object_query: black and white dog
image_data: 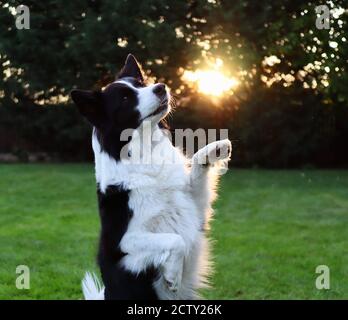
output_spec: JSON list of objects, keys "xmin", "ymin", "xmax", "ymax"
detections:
[{"xmin": 71, "ymin": 54, "xmax": 231, "ymax": 300}]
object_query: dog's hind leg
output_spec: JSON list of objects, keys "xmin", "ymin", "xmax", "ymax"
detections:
[{"xmin": 190, "ymin": 139, "xmax": 231, "ymax": 223}]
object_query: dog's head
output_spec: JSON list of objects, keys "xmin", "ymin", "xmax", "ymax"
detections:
[{"xmin": 71, "ymin": 54, "xmax": 170, "ymax": 134}]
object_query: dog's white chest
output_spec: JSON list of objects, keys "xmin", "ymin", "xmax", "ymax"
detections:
[{"xmin": 127, "ymin": 186, "xmax": 201, "ymax": 246}]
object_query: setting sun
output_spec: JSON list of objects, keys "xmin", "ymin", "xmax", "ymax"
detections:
[{"xmin": 182, "ymin": 59, "xmax": 239, "ymax": 97}]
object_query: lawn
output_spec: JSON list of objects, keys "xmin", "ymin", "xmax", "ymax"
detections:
[{"xmin": 0, "ymin": 164, "xmax": 347, "ymax": 299}]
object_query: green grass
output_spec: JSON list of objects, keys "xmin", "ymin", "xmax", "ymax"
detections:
[{"xmin": 0, "ymin": 164, "xmax": 347, "ymax": 299}]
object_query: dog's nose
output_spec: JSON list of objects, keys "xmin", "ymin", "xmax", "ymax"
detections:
[{"xmin": 153, "ymin": 83, "xmax": 166, "ymax": 97}]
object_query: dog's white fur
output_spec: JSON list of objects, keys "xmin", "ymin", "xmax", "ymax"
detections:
[{"xmin": 82, "ymin": 80, "xmax": 231, "ymax": 299}]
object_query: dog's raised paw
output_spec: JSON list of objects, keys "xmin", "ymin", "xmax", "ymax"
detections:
[
  {"xmin": 211, "ymin": 139, "xmax": 232, "ymax": 162},
  {"xmin": 194, "ymin": 139, "xmax": 232, "ymax": 166}
]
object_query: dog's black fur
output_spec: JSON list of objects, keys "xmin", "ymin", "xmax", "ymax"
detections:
[
  {"xmin": 71, "ymin": 55, "xmax": 159, "ymax": 300},
  {"xmin": 71, "ymin": 55, "xmax": 146, "ymax": 161},
  {"xmin": 97, "ymin": 185, "xmax": 158, "ymax": 300}
]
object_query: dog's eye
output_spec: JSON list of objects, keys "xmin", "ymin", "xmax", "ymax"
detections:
[{"xmin": 123, "ymin": 96, "xmax": 128, "ymax": 102}]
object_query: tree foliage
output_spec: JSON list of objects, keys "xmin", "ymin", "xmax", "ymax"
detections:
[{"xmin": 0, "ymin": 0, "xmax": 347, "ymax": 166}]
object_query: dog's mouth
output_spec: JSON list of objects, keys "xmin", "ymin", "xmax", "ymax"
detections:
[{"xmin": 145, "ymin": 98, "xmax": 169, "ymax": 119}]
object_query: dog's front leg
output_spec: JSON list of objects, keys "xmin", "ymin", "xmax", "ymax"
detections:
[
  {"xmin": 190, "ymin": 139, "xmax": 232, "ymax": 218},
  {"xmin": 191, "ymin": 139, "xmax": 231, "ymax": 179},
  {"xmin": 120, "ymin": 232, "xmax": 186, "ymax": 292}
]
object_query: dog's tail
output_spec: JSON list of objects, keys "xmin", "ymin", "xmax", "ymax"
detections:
[{"xmin": 82, "ymin": 271, "xmax": 105, "ymax": 300}]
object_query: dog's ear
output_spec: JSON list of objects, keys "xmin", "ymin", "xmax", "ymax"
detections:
[
  {"xmin": 118, "ymin": 54, "xmax": 144, "ymax": 82},
  {"xmin": 71, "ymin": 89, "xmax": 104, "ymax": 127}
]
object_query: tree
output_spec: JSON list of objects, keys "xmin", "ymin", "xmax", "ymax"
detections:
[{"xmin": 0, "ymin": 0, "xmax": 347, "ymax": 166}]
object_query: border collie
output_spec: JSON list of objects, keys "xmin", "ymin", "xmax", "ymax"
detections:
[{"xmin": 71, "ymin": 54, "xmax": 231, "ymax": 300}]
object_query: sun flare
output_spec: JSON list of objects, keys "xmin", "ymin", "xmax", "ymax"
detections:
[{"xmin": 182, "ymin": 59, "xmax": 238, "ymax": 97}]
